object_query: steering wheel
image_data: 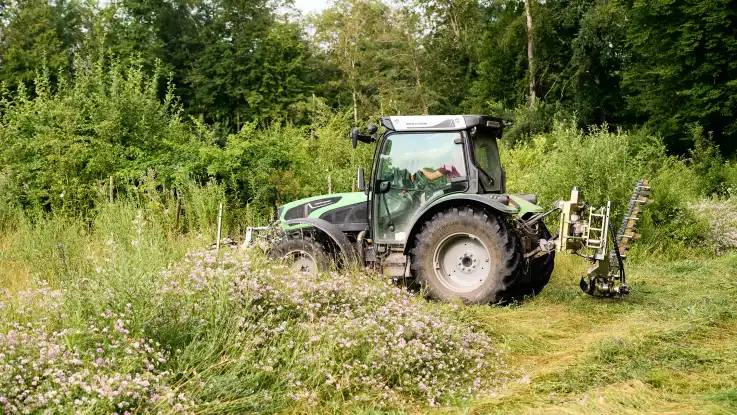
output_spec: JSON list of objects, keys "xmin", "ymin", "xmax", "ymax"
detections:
[{"xmin": 412, "ymin": 169, "xmax": 430, "ymax": 190}]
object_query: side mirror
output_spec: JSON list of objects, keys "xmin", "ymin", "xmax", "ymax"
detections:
[
  {"xmin": 351, "ymin": 127, "xmax": 360, "ymax": 149},
  {"xmin": 357, "ymin": 167, "xmax": 365, "ymax": 191},
  {"xmin": 350, "ymin": 127, "xmax": 376, "ymax": 148},
  {"xmin": 376, "ymin": 180, "xmax": 391, "ymax": 194}
]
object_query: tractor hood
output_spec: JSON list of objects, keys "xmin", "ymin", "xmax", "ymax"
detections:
[{"xmin": 278, "ymin": 192, "xmax": 368, "ymax": 226}]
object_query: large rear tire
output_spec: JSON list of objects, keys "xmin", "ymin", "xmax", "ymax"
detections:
[
  {"xmin": 268, "ymin": 233, "xmax": 328, "ymax": 274},
  {"xmin": 410, "ymin": 207, "xmax": 524, "ymax": 304}
]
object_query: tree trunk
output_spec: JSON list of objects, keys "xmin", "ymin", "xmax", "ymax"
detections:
[
  {"xmin": 352, "ymin": 89, "xmax": 358, "ymax": 124},
  {"xmin": 524, "ymin": 0, "xmax": 537, "ymax": 108},
  {"xmin": 351, "ymin": 59, "xmax": 359, "ymax": 124}
]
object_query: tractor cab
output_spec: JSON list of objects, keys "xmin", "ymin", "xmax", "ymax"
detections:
[{"xmin": 364, "ymin": 115, "xmax": 506, "ymax": 245}]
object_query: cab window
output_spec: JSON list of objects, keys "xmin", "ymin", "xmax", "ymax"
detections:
[{"xmin": 373, "ymin": 132, "xmax": 467, "ymax": 243}]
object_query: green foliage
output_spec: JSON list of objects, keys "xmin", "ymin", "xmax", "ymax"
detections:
[
  {"xmin": 0, "ymin": 56, "xmax": 201, "ymax": 214},
  {"xmin": 636, "ymin": 160, "xmax": 712, "ymax": 256},
  {"xmin": 0, "ymin": 0, "xmax": 82, "ymax": 88},
  {"xmin": 2, "ymin": 0, "xmax": 736, "ymax": 154},
  {"xmin": 501, "ymin": 121, "xmax": 731, "ymax": 256},
  {"xmin": 623, "ymin": 0, "xmax": 737, "ymax": 153},
  {"xmin": 504, "ymin": 122, "xmax": 666, "ymax": 215}
]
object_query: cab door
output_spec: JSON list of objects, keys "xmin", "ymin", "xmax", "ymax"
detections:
[{"xmin": 372, "ymin": 131, "xmax": 469, "ymax": 244}]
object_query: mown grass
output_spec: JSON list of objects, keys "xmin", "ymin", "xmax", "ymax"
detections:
[{"xmin": 456, "ymin": 254, "xmax": 737, "ymax": 414}]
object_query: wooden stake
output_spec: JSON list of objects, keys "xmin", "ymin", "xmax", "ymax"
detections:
[
  {"xmin": 174, "ymin": 194, "xmax": 181, "ymax": 233},
  {"xmin": 216, "ymin": 203, "xmax": 224, "ymax": 253},
  {"xmin": 109, "ymin": 176, "xmax": 114, "ymax": 203},
  {"xmin": 328, "ymin": 174, "xmax": 333, "ymax": 194}
]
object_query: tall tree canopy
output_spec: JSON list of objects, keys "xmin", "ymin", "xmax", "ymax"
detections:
[
  {"xmin": 623, "ymin": 0, "xmax": 737, "ymax": 152},
  {"xmin": 1, "ymin": 0, "xmax": 736, "ymax": 152}
]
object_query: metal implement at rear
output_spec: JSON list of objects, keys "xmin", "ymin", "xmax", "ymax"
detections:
[{"xmin": 550, "ymin": 180, "xmax": 650, "ymax": 297}]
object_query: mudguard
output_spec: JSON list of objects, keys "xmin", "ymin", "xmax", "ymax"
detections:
[
  {"xmin": 402, "ymin": 194, "xmax": 517, "ymax": 254},
  {"xmin": 284, "ymin": 218, "xmax": 358, "ymax": 262}
]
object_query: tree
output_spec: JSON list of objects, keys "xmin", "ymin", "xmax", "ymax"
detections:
[
  {"xmin": 623, "ymin": 0, "xmax": 737, "ymax": 153},
  {"xmin": 0, "ymin": 0, "xmax": 83, "ymax": 88},
  {"xmin": 312, "ymin": 0, "xmax": 389, "ymax": 123},
  {"xmin": 415, "ymin": 0, "xmax": 486, "ymax": 114}
]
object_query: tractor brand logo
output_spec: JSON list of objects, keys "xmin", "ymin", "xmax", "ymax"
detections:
[
  {"xmin": 307, "ymin": 200, "xmax": 335, "ymax": 209},
  {"xmin": 399, "ymin": 118, "xmax": 456, "ymax": 128}
]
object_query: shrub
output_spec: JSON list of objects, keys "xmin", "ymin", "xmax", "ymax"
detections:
[
  {"xmin": 0, "ymin": 58, "xmax": 202, "ymax": 215},
  {"xmin": 634, "ymin": 160, "xmax": 713, "ymax": 257},
  {"xmin": 503, "ymin": 122, "xmax": 666, "ymax": 218},
  {"xmin": 148, "ymin": 248, "xmax": 514, "ymax": 411}
]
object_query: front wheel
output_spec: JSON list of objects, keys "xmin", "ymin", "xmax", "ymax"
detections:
[
  {"xmin": 268, "ymin": 233, "xmax": 328, "ymax": 274},
  {"xmin": 410, "ymin": 207, "xmax": 524, "ymax": 304}
]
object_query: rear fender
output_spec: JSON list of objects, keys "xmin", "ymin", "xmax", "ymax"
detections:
[
  {"xmin": 403, "ymin": 194, "xmax": 517, "ymax": 255},
  {"xmin": 284, "ymin": 218, "xmax": 358, "ymax": 262}
]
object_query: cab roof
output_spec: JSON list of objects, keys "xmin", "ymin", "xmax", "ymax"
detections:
[{"xmin": 380, "ymin": 115, "xmax": 504, "ymax": 133}]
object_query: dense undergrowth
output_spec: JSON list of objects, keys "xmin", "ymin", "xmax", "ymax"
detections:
[{"xmin": 1, "ymin": 244, "xmax": 517, "ymax": 413}]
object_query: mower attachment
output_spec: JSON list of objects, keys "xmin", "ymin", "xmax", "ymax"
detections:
[{"xmin": 555, "ymin": 180, "xmax": 650, "ymax": 297}]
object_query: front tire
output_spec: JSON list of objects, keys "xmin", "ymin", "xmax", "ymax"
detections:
[
  {"xmin": 410, "ymin": 207, "xmax": 524, "ymax": 304},
  {"xmin": 268, "ymin": 233, "xmax": 328, "ymax": 274}
]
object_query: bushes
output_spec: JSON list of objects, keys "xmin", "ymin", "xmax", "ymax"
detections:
[
  {"xmin": 0, "ymin": 59, "xmax": 203, "ymax": 215},
  {"xmin": 0, "ymin": 58, "xmax": 370, "ymax": 227},
  {"xmin": 502, "ymin": 121, "xmax": 737, "ymax": 256},
  {"xmin": 503, "ymin": 122, "xmax": 666, "ymax": 215}
]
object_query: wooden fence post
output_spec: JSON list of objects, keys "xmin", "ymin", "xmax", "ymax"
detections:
[
  {"xmin": 174, "ymin": 193, "xmax": 181, "ymax": 233},
  {"xmin": 216, "ymin": 203, "xmax": 224, "ymax": 253}
]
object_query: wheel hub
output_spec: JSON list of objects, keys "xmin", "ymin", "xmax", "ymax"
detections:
[
  {"xmin": 433, "ymin": 232, "xmax": 491, "ymax": 293},
  {"xmin": 459, "ymin": 252, "xmax": 478, "ymax": 273},
  {"xmin": 283, "ymin": 250, "xmax": 317, "ymax": 274}
]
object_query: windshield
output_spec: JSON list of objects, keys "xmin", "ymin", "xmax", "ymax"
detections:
[
  {"xmin": 472, "ymin": 133, "xmax": 503, "ymax": 192},
  {"xmin": 378, "ymin": 132, "xmax": 467, "ymax": 187},
  {"xmin": 373, "ymin": 132, "xmax": 467, "ymax": 243}
]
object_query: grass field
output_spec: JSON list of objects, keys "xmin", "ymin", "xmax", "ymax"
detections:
[
  {"xmin": 461, "ymin": 254, "xmax": 737, "ymax": 415},
  {"xmin": 1, "ymin": 207, "xmax": 736, "ymax": 414}
]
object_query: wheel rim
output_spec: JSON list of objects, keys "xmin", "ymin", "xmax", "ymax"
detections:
[
  {"xmin": 432, "ymin": 232, "xmax": 491, "ymax": 293},
  {"xmin": 282, "ymin": 250, "xmax": 317, "ymax": 274}
]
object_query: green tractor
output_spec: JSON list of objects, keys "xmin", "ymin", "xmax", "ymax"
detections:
[{"xmin": 246, "ymin": 115, "xmax": 649, "ymax": 304}]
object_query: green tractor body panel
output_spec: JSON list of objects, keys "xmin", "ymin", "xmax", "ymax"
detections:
[
  {"xmin": 275, "ymin": 190, "xmax": 546, "ymax": 240},
  {"xmin": 508, "ymin": 195, "xmax": 545, "ymax": 217},
  {"xmin": 278, "ymin": 192, "xmax": 368, "ymax": 232}
]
